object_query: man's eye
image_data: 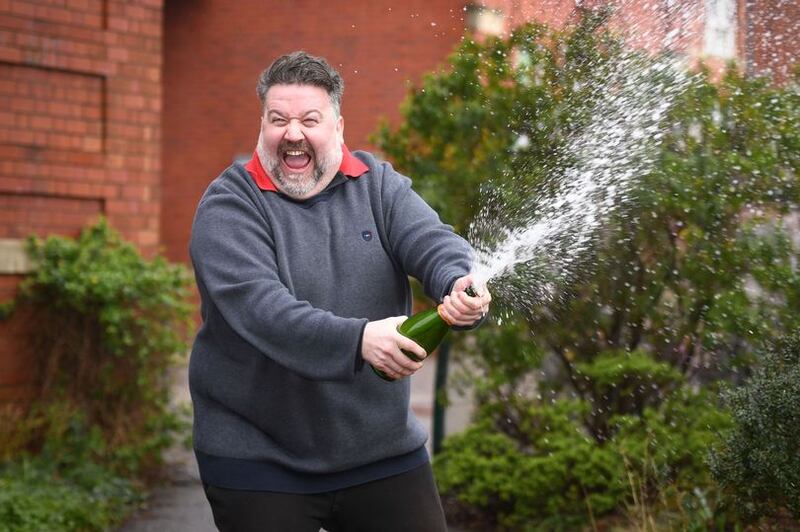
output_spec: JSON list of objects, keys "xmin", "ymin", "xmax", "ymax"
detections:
[
  {"xmin": 303, "ymin": 119, "xmax": 318, "ymax": 126},
  {"xmin": 272, "ymin": 118, "xmax": 287, "ymax": 125}
]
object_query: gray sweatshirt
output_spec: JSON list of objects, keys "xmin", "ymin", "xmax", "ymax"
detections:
[{"xmin": 188, "ymin": 149, "xmax": 474, "ymax": 489}]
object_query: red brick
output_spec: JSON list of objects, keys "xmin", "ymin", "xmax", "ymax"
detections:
[
  {"xmin": 0, "ymin": 275, "xmax": 23, "ymax": 302},
  {"xmin": 0, "ymin": 385, "xmax": 37, "ymax": 402}
]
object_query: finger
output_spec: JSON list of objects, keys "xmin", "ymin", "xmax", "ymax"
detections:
[
  {"xmin": 394, "ymin": 347, "xmax": 424, "ymax": 370},
  {"xmin": 452, "ymin": 275, "xmax": 472, "ymax": 292},
  {"xmin": 446, "ymin": 294, "xmax": 472, "ymax": 314},
  {"xmin": 446, "ymin": 295, "xmax": 481, "ymax": 320},
  {"xmin": 450, "ymin": 305, "xmax": 483, "ymax": 326},
  {"xmin": 383, "ymin": 357, "xmax": 410, "ymax": 377},
  {"xmin": 396, "ymin": 338, "xmax": 427, "ymax": 363},
  {"xmin": 439, "ymin": 305, "xmax": 468, "ymax": 327},
  {"xmin": 396, "ymin": 362, "xmax": 423, "ymax": 378},
  {"xmin": 392, "ymin": 316, "xmax": 409, "ymax": 327},
  {"xmin": 469, "ymin": 281, "xmax": 490, "ymax": 300},
  {"xmin": 453, "ymin": 291, "xmax": 483, "ymax": 311},
  {"xmin": 384, "ymin": 367, "xmax": 405, "ymax": 380}
]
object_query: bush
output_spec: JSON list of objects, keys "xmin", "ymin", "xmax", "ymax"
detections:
[
  {"xmin": 574, "ymin": 350, "xmax": 683, "ymax": 441},
  {"xmin": 0, "ymin": 408, "xmax": 142, "ymax": 532},
  {"xmin": 436, "ymin": 402, "xmax": 625, "ymax": 531},
  {"xmin": 0, "ymin": 218, "xmax": 193, "ymax": 529},
  {"xmin": 1, "ymin": 218, "xmax": 193, "ymax": 472},
  {"xmin": 0, "ymin": 460, "xmax": 140, "ymax": 532},
  {"xmin": 436, "ymin": 370, "xmax": 732, "ymax": 530},
  {"xmin": 709, "ymin": 332, "xmax": 800, "ymax": 522}
]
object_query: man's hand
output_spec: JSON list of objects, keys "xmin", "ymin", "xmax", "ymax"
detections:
[
  {"xmin": 439, "ymin": 275, "xmax": 492, "ymax": 327},
  {"xmin": 361, "ymin": 317, "xmax": 428, "ymax": 380}
]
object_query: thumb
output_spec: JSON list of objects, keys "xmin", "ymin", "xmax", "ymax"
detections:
[
  {"xmin": 453, "ymin": 275, "xmax": 474, "ymax": 292},
  {"xmin": 392, "ymin": 316, "xmax": 408, "ymax": 327}
]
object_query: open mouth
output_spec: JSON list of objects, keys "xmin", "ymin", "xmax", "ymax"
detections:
[{"xmin": 282, "ymin": 149, "xmax": 312, "ymax": 172}]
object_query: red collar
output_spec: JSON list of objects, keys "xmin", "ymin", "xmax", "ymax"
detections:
[{"xmin": 244, "ymin": 144, "xmax": 369, "ymax": 192}]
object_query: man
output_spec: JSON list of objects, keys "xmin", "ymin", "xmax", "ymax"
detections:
[{"xmin": 189, "ymin": 51, "xmax": 491, "ymax": 531}]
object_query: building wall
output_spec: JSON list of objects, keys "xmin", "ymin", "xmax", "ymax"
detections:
[
  {"xmin": 0, "ymin": 0, "xmax": 163, "ymax": 402},
  {"xmin": 746, "ymin": 0, "xmax": 800, "ymax": 84},
  {"xmin": 475, "ymin": 0, "xmax": 714, "ymax": 58},
  {"xmin": 470, "ymin": 0, "xmax": 798, "ymax": 81},
  {"xmin": 161, "ymin": 0, "xmax": 468, "ymax": 263}
]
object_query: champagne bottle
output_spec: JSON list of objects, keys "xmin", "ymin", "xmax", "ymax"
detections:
[{"xmin": 371, "ymin": 286, "xmax": 478, "ymax": 381}]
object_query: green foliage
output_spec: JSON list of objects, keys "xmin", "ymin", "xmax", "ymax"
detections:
[
  {"xmin": 377, "ymin": 11, "xmax": 799, "ymax": 527},
  {"xmin": 0, "ymin": 300, "xmax": 13, "ymax": 320},
  {"xmin": 436, "ymin": 378, "xmax": 732, "ymax": 530},
  {"xmin": 613, "ymin": 386, "xmax": 732, "ymax": 497},
  {"xmin": 436, "ymin": 404, "xmax": 624, "ymax": 531},
  {"xmin": 2, "ymin": 218, "xmax": 194, "ymax": 476},
  {"xmin": 0, "ymin": 219, "xmax": 193, "ymax": 530},
  {"xmin": 0, "ymin": 407, "xmax": 143, "ymax": 532},
  {"xmin": 0, "ymin": 459, "xmax": 140, "ymax": 532},
  {"xmin": 709, "ymin": 332, "xmax": 800, "ymax": 522},
  {"xmin": 574, "ymin": 350, "xmax": 682, "ymax": 440}
]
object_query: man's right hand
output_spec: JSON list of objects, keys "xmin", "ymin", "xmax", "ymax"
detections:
[{"xmin": 361, "ymin": 317, "xmax": 427, "ymax": 380}]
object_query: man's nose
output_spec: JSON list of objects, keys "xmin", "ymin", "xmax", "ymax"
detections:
[{"xmin": 284, "ymin": 120, "xmax": 304, "ymax": 142}]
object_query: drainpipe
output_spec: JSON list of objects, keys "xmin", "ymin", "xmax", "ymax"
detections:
[{"xmin": 432, "ymin": 340, "xmax": 450, "ymax": 455}]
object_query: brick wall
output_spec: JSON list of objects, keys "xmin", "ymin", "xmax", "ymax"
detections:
[
  {"xmin": 477, "ymin": 0, "xmax": 710, "ymax": 58},
  {"xmin": 0, "ymin": 0, "xmax": 163, "ymax": 402},
  {"xmin": 471, "ymin": 0, "xmax": 798, "ymax": 80},
  {"xmin": 161, "ymin": 0, "xmax": 468, "ymax": 263},
  {"xmin": 746, "ymin": 0, "xmax": 800, "ymax": 84}
]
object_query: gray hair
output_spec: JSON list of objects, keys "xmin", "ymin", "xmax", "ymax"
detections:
[{"xmin": 257, "ymin": 51, "xmax": 344, "ymax": 116}]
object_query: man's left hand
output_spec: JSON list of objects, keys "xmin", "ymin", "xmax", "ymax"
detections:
[{"xmin": 439, "ymin": 275, "xmax": 492, "ymax": 327}]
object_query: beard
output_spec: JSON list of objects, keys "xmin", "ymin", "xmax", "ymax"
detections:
[{"xmin": 257, "ymin": 139, "xmax": 338, "ymax": 199}]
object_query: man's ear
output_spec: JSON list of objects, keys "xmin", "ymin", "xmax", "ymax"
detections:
[{"xmin": 336, "ymin": 115, "xmax": 344, "ymax": 144}]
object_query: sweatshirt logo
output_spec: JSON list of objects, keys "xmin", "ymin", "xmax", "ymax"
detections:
[{"xmin": 361, "ymin": 230, "xmax": 373, "ymax": 242}]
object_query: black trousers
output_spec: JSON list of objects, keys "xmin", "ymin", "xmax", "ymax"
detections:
[{"xmin": 202, "ymin": 463, "xmax": 448, "ymax": 532}]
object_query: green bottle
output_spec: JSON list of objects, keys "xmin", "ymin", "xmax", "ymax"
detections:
[{"xmin": 372, "ymin": 286, "xmax": 478, "ymax": 381}]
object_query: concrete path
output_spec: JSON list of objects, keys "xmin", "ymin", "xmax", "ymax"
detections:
[
  {"xmin": 118, "ymin": 355, "xmax": 471, "ymax": 531},
  {"xmin": 118, "ymin": 362, "xmax": 215, "ymax": 532},
  {"xmin": 117, "ymin": 446, "xmax": 216, "ymax": 532}
]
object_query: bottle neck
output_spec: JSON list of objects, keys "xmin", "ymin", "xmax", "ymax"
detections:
[{"xmin": 436, "ymin": 304, "xmax": 453, "ymax": 326}]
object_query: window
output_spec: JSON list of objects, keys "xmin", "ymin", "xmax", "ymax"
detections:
[
  {"xmin": 704, "ymin": 0, "xmax": 737, "ymax": 58},
  {"xmin": 465, "ymin": 4, "xmax": 504, "ymax": 36}
]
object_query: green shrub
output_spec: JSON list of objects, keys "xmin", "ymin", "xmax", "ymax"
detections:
[
  {"xmin": 1, "ymin": 218, "xmax": 193, "ymax": 475},
  {"xmin": 0, "ymin": 218, "xmax": 193, "ymax": 530},
  {"xmin": 613, "ymin": 387, "xmax": 732, "ymax": 499},
  {"xmin": 0, "ymin": 407, "xmax": 143, "ymax": 532},
  {"xmin": 0, "ymin": 456, "xmax": 141, "ymax": 532},
  {"xmin": 709, "ymin": 332, "xmax": 800, "ymax": 522},
  {"xmin": 436, "ymin": 402, "xmax": 624, "ymax": 531},
  {"xmin": 436, "ymin": 382, "xmax": 732, "ymax": 530},
  {"xmin": 574, "ymin": 350, "xmax": 683, "ymax": 441}
]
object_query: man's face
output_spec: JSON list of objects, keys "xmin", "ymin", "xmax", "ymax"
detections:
[{"xmin": 257, "ymin": 84, "xmax": 344, "ymax": 200}]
